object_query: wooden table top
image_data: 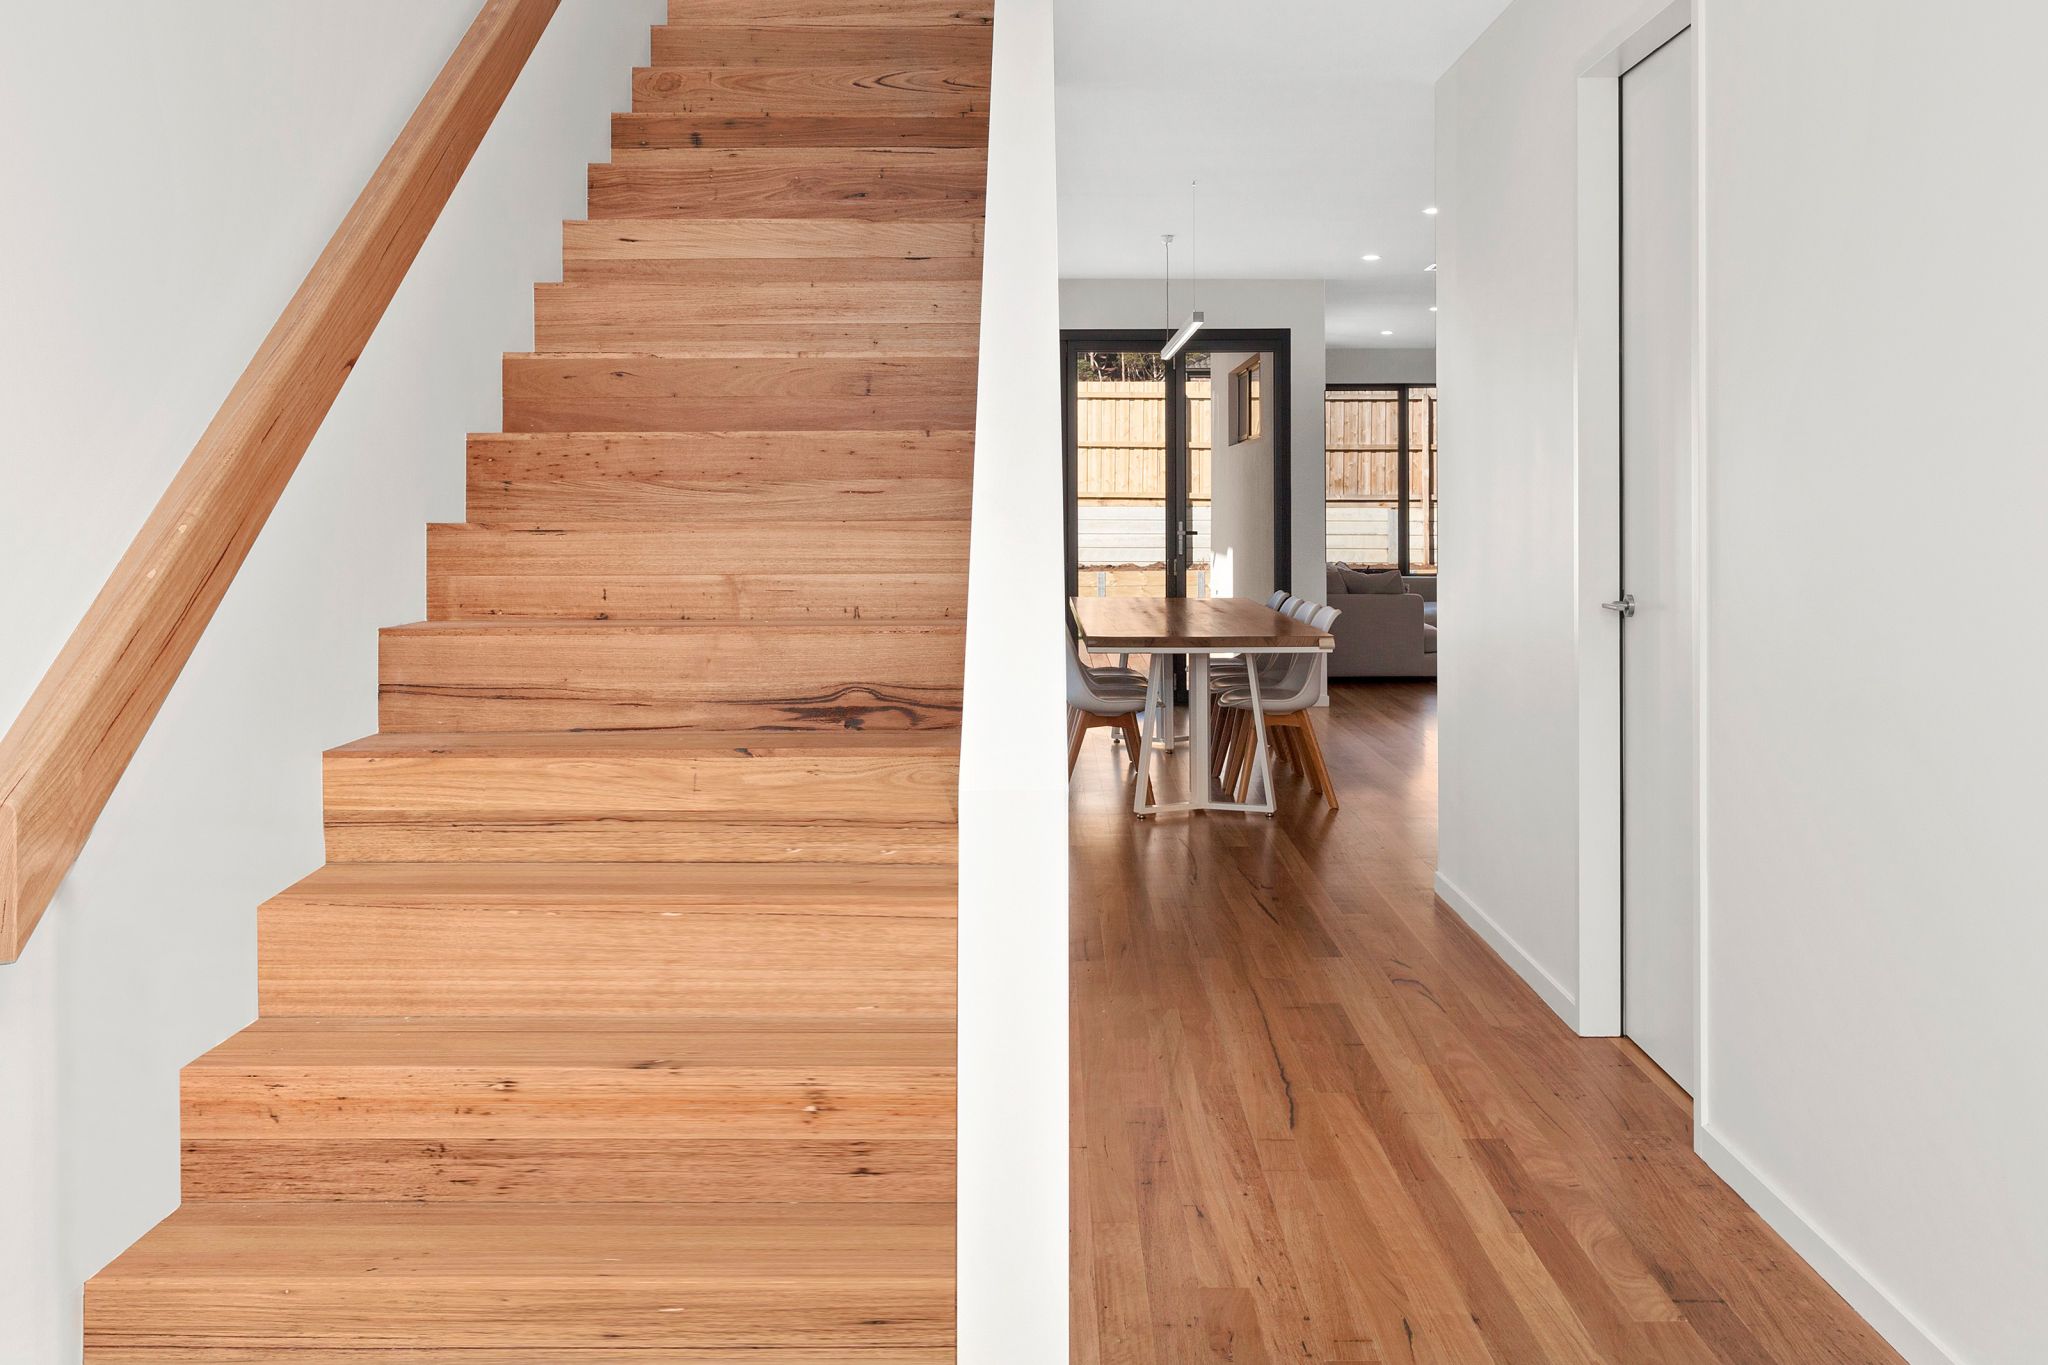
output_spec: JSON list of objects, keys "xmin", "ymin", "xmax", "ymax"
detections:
[{"xmin": 1070, "ymin": 596, "xmax": 1333, "ymax": 651}]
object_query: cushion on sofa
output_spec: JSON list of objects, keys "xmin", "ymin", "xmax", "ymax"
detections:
[
  {"xmin": 1336, "ymin": 564, "xmax": 1408, "ymax": 594},
  {"xmin": 1423, "ymin": 623, "xmax": 1438, "ymax": 654}
]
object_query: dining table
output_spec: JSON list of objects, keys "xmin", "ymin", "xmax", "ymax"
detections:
[{"xmin": 1070, "ymin": 595, "xmax": 1335, "ymax": 817}]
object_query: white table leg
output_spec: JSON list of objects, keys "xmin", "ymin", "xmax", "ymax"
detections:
[{"xmin": 1132, "ymin": 652, "xmax": 1168, "ymax": 816}]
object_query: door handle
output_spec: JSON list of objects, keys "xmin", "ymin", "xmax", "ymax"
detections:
[{"xmin": 1601, "ymin": 594, "xmax": 1636, "ymax": 618}]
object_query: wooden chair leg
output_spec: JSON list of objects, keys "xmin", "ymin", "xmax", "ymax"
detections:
[
  {"xmin": 1068, "ymin": 708, "xmax": 1087, "ymax": 774},
  {"xmin": 1298, "ymin": 713, "xmax": 1339, "ymax": 812},
  {"xmin": 1222, "ymin": 710, "xmax": 1250, "ymax": 798},
  {"xmin": 1116, "ymin": 715, "xmax": 1143, "ymax": 772},
  {"xmin": 1277, "ymin": 719, "xmax": 1316, "ymax": 794},
  {"xmin": 1234, "ymin": 714, "xmax": 1262, "ymax": 802}
]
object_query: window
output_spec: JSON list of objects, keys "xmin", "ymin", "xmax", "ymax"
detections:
[
  {"xmin": 1229, "ymin": 355, "xmax": 1262, "ymax": 444},
  {"xmin": 1324, "ymin": 384, "xmax": 1438, "ymax": 575}
]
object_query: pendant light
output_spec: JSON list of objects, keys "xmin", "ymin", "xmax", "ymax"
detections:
[{"xmin": 1160, "ymin": 180, "xmax": 1204, "ymax": 360}]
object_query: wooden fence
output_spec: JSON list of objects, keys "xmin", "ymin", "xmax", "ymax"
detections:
[
  {"xmin": 1074, "ymin": 382, "xmax": 1438, "ymax": 504},
  {"xmin": 1074, "ymin": 382, "xmax": 1440, "ymax": 575}
]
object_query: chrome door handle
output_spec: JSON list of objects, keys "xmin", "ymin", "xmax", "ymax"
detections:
[{"xmin": 1601, "ymin": 594, "xmax": 1636, "ymax": 618}]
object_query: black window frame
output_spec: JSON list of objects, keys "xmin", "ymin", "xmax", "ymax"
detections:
[{"xmin": 1325, "ymin": 381, "xmax": 1437, "ymax": 576}]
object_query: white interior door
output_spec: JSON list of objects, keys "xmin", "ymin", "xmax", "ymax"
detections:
[{"xmin": 1620, "ymin": 26, "xmax": 1697, "ymax": 1094}]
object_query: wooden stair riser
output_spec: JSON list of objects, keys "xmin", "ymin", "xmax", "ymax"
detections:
[
  {"xmin": 88, "ymin": 1282, "xmax": 953, "ymax": 1353},
  {"xmin": 464, "ymin": 431, "xmax": 973, "ymax": 524},
  {"xmin": 649, "ymin": 25, "xmax": 990, "ymax": 67},
  {"xmin": 563, "ymin": 217, "xmax": 980, "ymax": 267},
  {"xmin": 614, "ymin": 111, "xmax": 988, "ymax": 152},
  {"xmin": 502, "ymin": 354, "xmax": 979, "ymax": 432},
  {"xmin": 85, "ymin": 1200, "xmax": 956, "ymax": 1352},
  {"xmin": 322, "ymin": 738, "xmax": 959, "ymax": 864},
  {"xmin": 180, "ymin": 1045, "xmax": 952, "ymax": 1144},
  {"xmin": 588, "ymin": 149, "xmax": 986, "ymax": 221},
  {"xmin": 533, "ymin": 281, "xmax": 981, "ymax": 352},
  {"xmin": 378, "ymin": 621, "xmax": 963, "ymax": 732},
  {"xmin": 428, "ymin": 568, "xmax": 967, "ymax": 623},
  {"xmin": 667, "ymin": 0, "xmax": 994, "ymax": 26},
  {"xmin": 182, "ymin": 1136, "xmax": 955, "ymax": 1204},
  {"xmin": 258, "ymin": 902, "xmax": 954, "ymax": 1017},
  {"xmin": 632, "ymin": 65, "xmax": 986, "ymax": 119},
  {"xmin": 425, "ymin": 522, "xmax": 968, "ymax": 622}
]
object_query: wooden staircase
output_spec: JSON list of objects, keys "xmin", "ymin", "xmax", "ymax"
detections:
[{"xmin": 84, "ymin": 1, "xmax": 989, "ymax": 1357}]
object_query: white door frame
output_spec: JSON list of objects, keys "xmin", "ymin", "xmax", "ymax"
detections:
[{"xmin": 1569, "ymin": 0, "xmax": 1707, "ymax": 1092}]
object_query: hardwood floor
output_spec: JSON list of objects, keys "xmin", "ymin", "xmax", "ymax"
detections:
[{"xmin": 1070, "ymin": 683, "xmax": 1901, "ymax": 1365}]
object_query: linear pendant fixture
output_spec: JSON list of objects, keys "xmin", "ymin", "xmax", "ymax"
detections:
[
  {"xmin": 1161, "ymin": 311, "xmax": 1205, "ymax": 360},
  {"xmin": 1159, "ymin": 182, "xmax": 1205, "ymax": 360}
]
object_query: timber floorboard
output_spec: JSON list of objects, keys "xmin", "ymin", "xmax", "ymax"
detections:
[{"xmin": 1068, "ymin": 682, "xmax": 1903, "ymax": 1365}]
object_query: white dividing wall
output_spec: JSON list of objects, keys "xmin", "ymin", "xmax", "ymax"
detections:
[
  {"xmin": 958, "ymin": 2, "xmax": 1069, "ymax": 1361},
  {"xmin": 1060, "ymin": 279, "xmax": 1329, "ymax": 598},
  {"xmin": 1206, "ymin": 351, "xmax": 1277, "ymax": 600},
  {"xmin": 0, "ymin": 4, "xmax": 661, "ymax": 1355},
  {"xmin": 1326, "ymin": 347, "xmax": 1438, "ymax": 385},
  {"xmin": 1439, "ymin": 1, "xmax": 2048, "ymax": 1360}
]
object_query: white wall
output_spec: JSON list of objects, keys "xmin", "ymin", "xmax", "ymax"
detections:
[
  {"xmin": 1060, "ymin": 279, "xmax": 1330, "ymax": 596},
  {"xmin": 1440, "ymin": 1, "xmax": 2048, "ymax": 1360},
  {"xmin": 1327, "ymin": 346, "xmax": 1438, "ymax": 385},
  {"xmin": 959, "ymin": 0, "xmax": 1069, "ymax": 1358},
  {"xmin": 1207, "ymin": 350, "xmax": 1277, "ymax": 600},
  {"xmin": 1433, "ymin": 0, "xmax": 1596, "ymax": 1017},
  {"xmin": 0, "ymin": 3, "xmax": 659, "ymax": 1355}
]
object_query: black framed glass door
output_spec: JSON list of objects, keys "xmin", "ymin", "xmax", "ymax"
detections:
[{"xmin": 1062, "ymin": 328, "xmax": 1292, "ymax": 603}]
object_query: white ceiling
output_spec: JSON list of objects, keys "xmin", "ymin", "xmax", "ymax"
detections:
[{"xmin": 1054, "ymin": 0, "xmax": 1510, "ymax": 348}]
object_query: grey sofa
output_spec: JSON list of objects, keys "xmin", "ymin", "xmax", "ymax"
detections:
[{"xmin": 1325, "ymin": 568, "xmax": 1437, "ymax": 678}]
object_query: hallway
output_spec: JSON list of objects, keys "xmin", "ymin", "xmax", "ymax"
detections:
[{"xmin": 1069, "ymin": 684, "xmax": 1899, "ymax": 1363}]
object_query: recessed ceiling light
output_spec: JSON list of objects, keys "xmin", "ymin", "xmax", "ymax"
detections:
[
  {"xmin": 1381, "ymin": 330, "xmax": 1394, "ymax": 336},
  {"xmin": 1423, "ymin": 206, "xmax": 1439, "ymax": 215},
  {"xmin": 1429, "ymin": 306, "xmax": 1438, "ymax": 312},
  {"xmin": 1425, "ymin": 263, "xmax": 1438, "ymax": 272},
  {"xmin": 1360, "ymin": 253, "xmax": 1381, "ymax": 262}
]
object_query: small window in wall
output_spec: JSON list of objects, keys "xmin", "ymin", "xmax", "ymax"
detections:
[
  {"xmin": 1325, "ymin": 383, "xmax": 1438, "ymax": 574},
  {"xmin": 1229, "ymin": 355, "xmax": 1262, "ymax": 444}
]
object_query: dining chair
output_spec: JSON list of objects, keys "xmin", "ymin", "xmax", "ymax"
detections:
[
  {"xmin": 1065, "ymin": 639, "xmax": 1149, "ymax": 778},
  {"xmin": 1213, "ymin": 602, "xmax": 1342, "ymax": 810}
]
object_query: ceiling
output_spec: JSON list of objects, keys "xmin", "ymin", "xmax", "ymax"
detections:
[{"xmin": 1054, "ymin": 0, "xmax": 1511, "ymax": 349}]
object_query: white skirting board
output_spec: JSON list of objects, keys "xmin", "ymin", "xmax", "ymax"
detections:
[
  {"xmin": 1694, "ymin": 1123, "xmax": 1960, "ymax": 1365},
  {"xmin": 1432, "ymin": 870, "xmax": 1579, "ymax": 1028}
]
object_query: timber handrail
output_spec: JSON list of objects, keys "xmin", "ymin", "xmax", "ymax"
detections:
[{"xmin": 0, "ymin": 0, "xmax": 560, "ymax": 962}]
